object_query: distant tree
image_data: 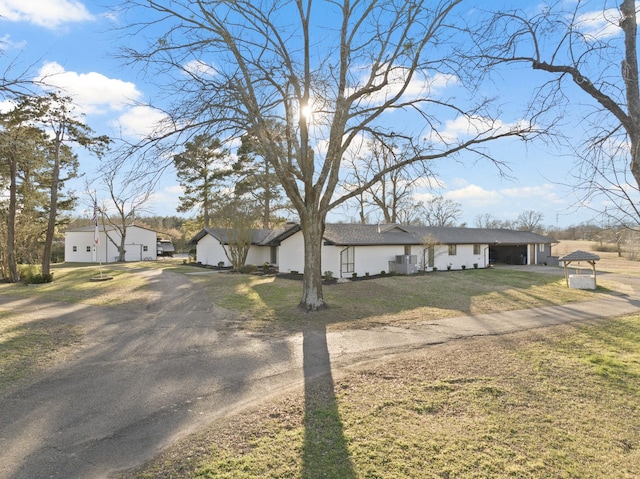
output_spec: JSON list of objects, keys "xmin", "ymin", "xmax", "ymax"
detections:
[
  {"xmin": 422, "ymin": 196, "xmax": 462, "ymax": 227},
  {"xmin": 516, "ymin": 210, "xmax": 544, "ymax": 233},
  {"xmin": 174, "ymin": 134, "xmax": 234, "ymax": 228},
  {"xmin": 236, "ymin": 127, "xmax": 291, "ymax": 228},
  {"xmin": 474, "ymin": 213, "xmax": 504, "ymax": 229},
  {"xmin": 343, "ymin": 140, "xmax": 432, "ymax": 224}
]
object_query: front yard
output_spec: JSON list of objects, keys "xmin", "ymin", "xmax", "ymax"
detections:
[{"xmin": 1, "ymin": 258, "xmax": 638, "ymax": 477}]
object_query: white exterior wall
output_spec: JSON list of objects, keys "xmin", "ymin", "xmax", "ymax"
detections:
[
  {"xmin": 65, "ymin": 226, "xmax": 156, "ymax": 263},
  {"xmin": 120, "ymin": 227, "xmax": 157, "ymax": 262},
  {"xmin": 64, "ymin": 231, "xmax": 98, "ymax": 263},
  {"xmin": 245, "ymin": 246, "xmax": 271, "ymax": 266},
  {"xmin": 196, "ymin": 235, "xmax": 229, "ymax": 266},
  {"xmin": 340, "ymin": 245, "xmax": 407, "ymax": 278},
  {"xmin": 278, "ymin": 232, "xmax": 305, "ymax": 273},
  {"xmin": 430, "ymin": 244, "xmax": 487, "ymax": 270}
]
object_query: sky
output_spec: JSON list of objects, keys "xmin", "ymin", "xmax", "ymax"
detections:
[{"xmin": 0, "ymin": 0, "xmax": 630, "ymax": 229}]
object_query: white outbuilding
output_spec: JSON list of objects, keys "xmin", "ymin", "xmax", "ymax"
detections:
[{"xmin": 65, "ymin": 225, "xmax": 158, "ymax": 263}]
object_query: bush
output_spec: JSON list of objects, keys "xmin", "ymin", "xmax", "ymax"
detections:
[
  {"xmin": 461, "ymin": 264, "xmax": 466, "ymax": 270},
  {"xmin": 20, "ymin": 265, "xmax": 53, "ymax": 284},
  {"xmin": 352, "ymin": 272, "xmax": 358, "ymax": 278},
  {"xmin": 473, "ymin": 263, "xmax": 478, "ymax": 269},
  {"xmin": 380, "ymin": 270, "xmax": 386, "ymax": 275},
  {"xmin": 323, "ymin": 270, "xmax": 334, "ymax": 280},
  {"xmin": 432, "ymin": 267, "xmax": 438, "ymax": 272},
  {"xmin": 239, "ymin": 264, "xmax": 258, "ymax": 274}
]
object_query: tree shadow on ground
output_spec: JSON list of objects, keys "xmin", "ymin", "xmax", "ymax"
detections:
[{"xmin": 302, "ymin": 325, "xmax": 356, "ymax": 479}]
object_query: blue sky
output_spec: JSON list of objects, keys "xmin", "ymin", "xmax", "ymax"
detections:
[{"xmin": 0, "ymin": 0, "xmax": 627, "ymax": 228}]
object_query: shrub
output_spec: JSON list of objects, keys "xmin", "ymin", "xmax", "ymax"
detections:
[
  {"xmin": 461, "ymin": 264, "xmax": 466, "ymax": 270},
  {"xmin": 473, "ymin": 263, "xmax": 478, "ymax": 269},
  {"xmin": 239, "ymin": 264, "xmax": 258, "ymax": 274},
  {"xmin": 20, "ymin": 265, "xmax": 53, "ymax": 284},
  {"xmin": 352, "ymin": 272, "xmax": 358, "ymax": 278},
  {"xmin": 380, "ymin": 270, "xmax": 386, "ymax": 275},
  {"xmin": 432, "ymin": 267, "xmax": 438, "ymax": 272},
  {"xmin": 323, "ymin": 270, "xmax": 334, "ymax": 280},
  {"xmin": 365, "ymin": 272, "xmax": 370, "ymax": 276},
  {"xmin": 290, "ymin": 270, "xmax": 299, "ymax": 275},
  {"xmin": 217, "ymin": 261, "xmax": 225, "ymax": 268}
]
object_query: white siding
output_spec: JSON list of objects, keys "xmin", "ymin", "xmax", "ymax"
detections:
[
  {"xmin": 196, "ymin": 235, "xmax": 229, "ymax": 266},
  {"xmin": 65, "ymin": 226, "xmax": 156, "ymax": 263},
  {"xmin": 429, "ymin": 244, "xmax": 487, "ymax": 270},
  {"xmin": 278, "ymin": 232, "xmax": 305, "ymax": 273},
  {"xmin": 245, "ymin": 246, "xmax": 271, "ymax": 266},
  {"xmin": 64, "ymin": 231, "xmax": 97, "ymax": 263}
]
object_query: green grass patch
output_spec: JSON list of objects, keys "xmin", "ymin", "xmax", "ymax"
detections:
[
  {"xmin": 0, "ymin": 310, "xmax": 81, "ymax": 390},
  {"xmin": 0, "ymin": 263, "xmax": 155, "ymax": 307},
  {"xmin": 125, "ymin": 314, "xmax": 640, "ymax": 479},
  {"xmin": 189, "ymin": 269, "xmax": 595, "ymax": 331}
]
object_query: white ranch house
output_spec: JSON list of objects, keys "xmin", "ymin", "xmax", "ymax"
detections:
[
  {"xmin": 190, "ymin": 223, "xmax": 556, "ymax": 278},
  {"xmin": 65, "ymin": 225, "xmax": 158, "ymax": 263}
]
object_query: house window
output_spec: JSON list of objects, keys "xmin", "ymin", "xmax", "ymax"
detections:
[
  {"xmin": 341, "ymin": 247, "xmax": 355, "ymax": 274},
  {"xmin": 86, "ymin": 246, "xmax": 91, "ymax": 252},
  {"xmin": 73, "ymin": 246, "xmax": 77, "ymax": 252},
  {"xmin": 538, "ymin": 244, "xmax": 545, "ymax": 252},
  {"xmin": 448, "ymin": 244, "xmax": 457, "ymax": 256},
  {"xmin": 143, "ymin": 245, "xmax": 148, "ymax": 252},
  {"xmin": 404, "ymin": 245, "xmax": 411, "ymax": 255},
  {"xmin": 473, "ymin": 244, "xmax": 481, "ymax": 255}
]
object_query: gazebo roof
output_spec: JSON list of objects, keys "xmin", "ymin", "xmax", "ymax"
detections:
[{"xmin": 558, "ymin": 250, "xmax": 600, "ymax": 262}]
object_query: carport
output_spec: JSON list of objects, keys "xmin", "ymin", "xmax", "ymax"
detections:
[{"xmin": 489, "ymin": 244, "xmax": 529, "ymax": 265}]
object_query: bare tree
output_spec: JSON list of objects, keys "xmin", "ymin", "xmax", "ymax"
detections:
[
  {"xmin": 516, "ymin": 210, "xmax": 544, "ymax": 233},
  {"xmin": 91, "ymin": 159, "xmax": 153, "ymax": 262},
  {"xmin": 474, "ymin": 213, "xmax": 503, "ymax": 229},
  {"xmin": 342, "ymin": 139, "xmax": 432, "ymax": 224},
  {"xmin": 122, "ymin": 0, "xmax": 533, "ymax": 310},
  {"xmin": 422, "ymin": 196, "xmax": 462, "ymax": 227},
  {"xmin": 214, "ymin": 197, "xmax": 262, "ymax": 270},
  {"xmin": 473, "ymin": 0, "xmax": 640, "ymax": 228}
]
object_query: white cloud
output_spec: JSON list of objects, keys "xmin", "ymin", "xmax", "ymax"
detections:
[
  {"xmin": 349, "ymin": 65, "xmax": 459, "ymax": 106},
  {"xmin": 574, "ymin": 7, "xmax": 621, "ymax": 40},
  {"xmin": 114, "ymin": 105, "xmax": 171, "ymax": 139},
  {"xmin": 0, "ymin": 0, "xmax": 94, "ymax": 29},
  {"xmin": 427, "ymin": 115, "xmax": 530, "ymax": 145},
  {"xmin": 444, "ymin": 184, "xmax": 502, "ymax": 204},
  {"xmin": 183, "ymin": 60, "xmax": 217, "ymax": 78},
  {"xmin": 36, "ymin": 62, "xmax": 141, "ymax": 115}
]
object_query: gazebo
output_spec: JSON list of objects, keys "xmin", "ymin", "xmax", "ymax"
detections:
[{"xmin": 558, "ymin": 250, "xmax": 601, "ymax": 289}]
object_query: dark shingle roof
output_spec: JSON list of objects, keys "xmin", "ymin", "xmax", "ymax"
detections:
[
  {"xmin": 558, "ymin": 250, "xmax": 600, "ymax": 262},
  {"xmin": 321, "ymin": 224, "xmax": 554, "ymax": 246},
  {"xmin": 190, "ymin": 223, "xmax": 555, "ymax": 247}
]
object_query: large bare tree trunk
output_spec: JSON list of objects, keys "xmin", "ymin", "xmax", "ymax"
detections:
[
  {"xmin": 620, "ymin": 0, "xmax": 640, "ymax": 187},
  {"xmin": 299, "ymin": 213, "xmax": 326, "ymax": 311}
]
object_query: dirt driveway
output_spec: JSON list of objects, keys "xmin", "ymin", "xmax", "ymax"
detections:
[{"xmin": 1, "ymin": 267, "xmax": 639, "ymax": 479}]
